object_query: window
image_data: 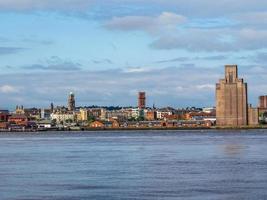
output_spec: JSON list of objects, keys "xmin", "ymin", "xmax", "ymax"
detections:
[{"xmin": 229, "ymin": 72, "xmax": 233, "ymax": 83}]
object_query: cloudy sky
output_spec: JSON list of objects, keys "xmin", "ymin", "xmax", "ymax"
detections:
[{"xmin": 0, "ymin": 0, "xmax": 267, "ymax": 109}]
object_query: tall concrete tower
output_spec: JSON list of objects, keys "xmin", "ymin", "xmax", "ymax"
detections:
[
  {"xmin": 68, "ymin": 92, "xmax": 75, "ymax": 111},
  {"xmin": 216, "ymin": 65, "xmax": 248, "ymax": 126},
  {"xmin": 138, "ymin": 92, "xmax": 146, "ymax": 109}
]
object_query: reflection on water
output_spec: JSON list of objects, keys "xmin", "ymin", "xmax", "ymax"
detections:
[
  {"xmin": 222, "ymin": 144, "xmax": 247, "ymax": 156},
  {"xmin": 0, "ymin": 130, "xmax": 267, "ymax": 200}
]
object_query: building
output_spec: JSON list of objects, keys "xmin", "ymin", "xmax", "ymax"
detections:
[
  {"xmin": 15, "ymin": 105, "xmax": 24, "ymax": 114},
  {"xmin": 259, "ymin": 96, "xmax": 267, "ymax": 108},
  {"xmin": 88, "ymin": 108, "xmax": 103, "ymax": 119},
  {"xmin": 50, "ymin": 103, "xmax": 54, "ymax": 112},
  {"xmin": 258, "ymin": 96, "xmax": 267, "ymax": 123},
  {"xmin": 68, "ymin": 92, "xmax": 75, "ymax": 111},
  {"xmin": 90, "ymin": 121, "xmax": 105, "ymax": 128},
  {"xmin": 0, "ymin": 110, "xmax": 9, "ymax": 122},
  {"xmin": 37, "ymin": 120, "xmax": 52, "ymax": 129},
  {"xmin": 130, "ymin": 108, "xmax": 141, "ymax": 119},
  {"xmin": 51, "ymin": 112, "xmax": 76, "ymax": 124},
  {"xmin": 216, "ymin": 65, "xmax": 259, "ymax": 126},
  {"xmin": 89, "ymin": 120, "xmax": 119, "ymax": 129},
  {"xmin": 203, "ymin": 107, "xmax": 216, "ymax": 114},
  {"xmin": 138, "ymin": 92, "xmax": 146, "ymax": 109},
  {"xmin": 15, "ymin": 106, "xmax": 41, "ymax": 120},
  {"xmin": 41, "ymin": 109, "xmax": 51, "ymax": 119},
  {"xmin": 216, "ymin": 65, "xmax": 248, "ymax": 126},
  {"xmin": 24, "ymin": 108, "xmax": 41, "ymax": 120},
  {"xmin": 8, "ymin": 114, "xmax": 28, "ymax": 126},
  {"xmin": 156, "ymin": 109, "xmax": 174, "ymax": 120},
  {"xmin": 104, "ymin": 110, "xmax": 128, "ymax": 121},
  {"xmin": 248, "ymin": 104, "xmax": 259, "ymax": 126},
  {"xmin": 76, "ymin": 108, "xmax": 105, "ymax": 122},
  {"xmin": 145, "ymin": 110, "xmax": 157, "ymax": 121},
  {"xmin": 77, "ymin": 108, "xmax": 89, "ymax": 121}
]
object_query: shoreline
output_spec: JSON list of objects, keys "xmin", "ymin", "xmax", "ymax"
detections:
[{"xmin": 1, "ymin": 126, "xmax": 267, "ymax": 133}]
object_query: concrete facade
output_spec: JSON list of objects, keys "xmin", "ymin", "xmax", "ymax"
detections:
[{"xmin": 216, "ymin": 65, "xmax": 248, "ymax": 126}]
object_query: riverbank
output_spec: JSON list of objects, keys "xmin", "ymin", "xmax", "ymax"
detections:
[
  {"xmin": 0, "ymin": 127, "xmax": 211, "ymax": 132},
  {"xmin": 1, "ymin": 125, "xmax": 267, "ymax": 132}
]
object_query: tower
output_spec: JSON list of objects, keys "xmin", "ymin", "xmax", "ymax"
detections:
[
  {"xmin": 50, "ymin": 102, "xmax": 54, "ymax": 112},
  {"xmin": 138, "ymin": 92, "xmax": 146, "ymax": 109},
  {"xmin": 68, "ymin": 92, "xmax": 75, "ymax": 111},
  {"xmin": 216, "ymin": 65, "xmax": 248, "ymax": 126}
]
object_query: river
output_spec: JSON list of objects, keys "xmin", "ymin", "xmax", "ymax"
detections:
[{"xmin": 0, "ymin": 130, "xmax": 267, "ymax": 200}]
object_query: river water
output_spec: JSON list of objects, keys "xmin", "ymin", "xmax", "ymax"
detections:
[{"xmin": 0, "ymin": 130, "xmax": 267, "ymax": 200}]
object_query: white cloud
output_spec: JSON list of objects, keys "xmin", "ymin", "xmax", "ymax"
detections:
[
  {"xmin": 175, "ymin": 86, "xmax": 184, "ymax": 92},
  {"xmin": 0, "ymin": 65, "xmax": 264, "ymax": 109},
  {"xmin": 105, "ymin": 12, "xmax": 187, "ymax": 33},
  {"xmin": 196, "ymin": 84, "xmax": 215, "ymax": 90},
  {"xmin": 156, "ymin": 12, "xmax": 187, "ymax": 27},
  {"xmin": 0, "ymin": 85, "xmax": 18, "ymax": 93},
  {"xmin": 2, "ymin": 1, "xmax": 267, "ymax": 53},
  {"xmin": 0, "ymin": 66, "xmax": 220, "ymax": 108},
  {"xmin": 123, "ymin": 67, "xmax": 151, "ymax": 73},
  {"xmin": 100, "ymin": 2, "xmax": 267, "ymax": 52},
  {"xmin": 150, "ymin": 28, "xmax": 267, "ymax": 52},
  {"xmin": 234, "ymin": 12, "xmax": 267, "ymax": 27},
  {"xmin": 104, "ymin": 8, "xmax": 267, "ymax": 52}
]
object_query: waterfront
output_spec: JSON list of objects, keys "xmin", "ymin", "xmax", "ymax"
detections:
[{"xmin": 1, "ymin": 130, "xmax": 267, "ymax": 200}]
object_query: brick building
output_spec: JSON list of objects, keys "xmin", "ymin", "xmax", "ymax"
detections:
[
  {"xmin": 8, "ymin": 114, "xmax": 28, "ymax": 126},
  {"xmin": 0, "ymin": 110, "xmax": 9, "ymax": 122},
  {"xmin": 145, "ymin": 110, "xmax": 157, "ymax": 121},
  {"xmin": 259, "ymin": 96, "xmax": 267, "ymax": 108},
  {"xmin": 138, "ymin": 92, "xmax": 146, "ymax": 109}
]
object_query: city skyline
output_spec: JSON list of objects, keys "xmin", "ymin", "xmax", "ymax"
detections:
[
  {"xmin": 0, "ymin": 65, "xmax": 264, "ymax": 110},
  {"xmin": 0, "ymin": 1, "xmax": 267, "ymax": 109}
]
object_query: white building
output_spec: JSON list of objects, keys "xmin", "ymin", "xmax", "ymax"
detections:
[
  {"xmin": 203, "ymin": 107, "xmax": 216, "ymax": 114},
  {"xmin": 51, "ymin": 112, "xmax": 75, "ymax": 124},
  {"xmin": 156, "ymin": 111, "xmax": 173, "ymax": 120}
]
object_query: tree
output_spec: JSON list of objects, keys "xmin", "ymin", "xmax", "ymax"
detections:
[{"xmin": 87, "ymin": 116, "xmax": 96, "ymax": 123}]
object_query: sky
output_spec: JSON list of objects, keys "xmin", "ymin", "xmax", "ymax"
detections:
[{"xmin": 0, "ymin": 0, "xmax": 267, "ymax": 110}]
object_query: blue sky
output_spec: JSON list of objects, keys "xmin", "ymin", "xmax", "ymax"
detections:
[{"xmin": 0, "ymin": 0, "xmax": 267, "ymax": 109}]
